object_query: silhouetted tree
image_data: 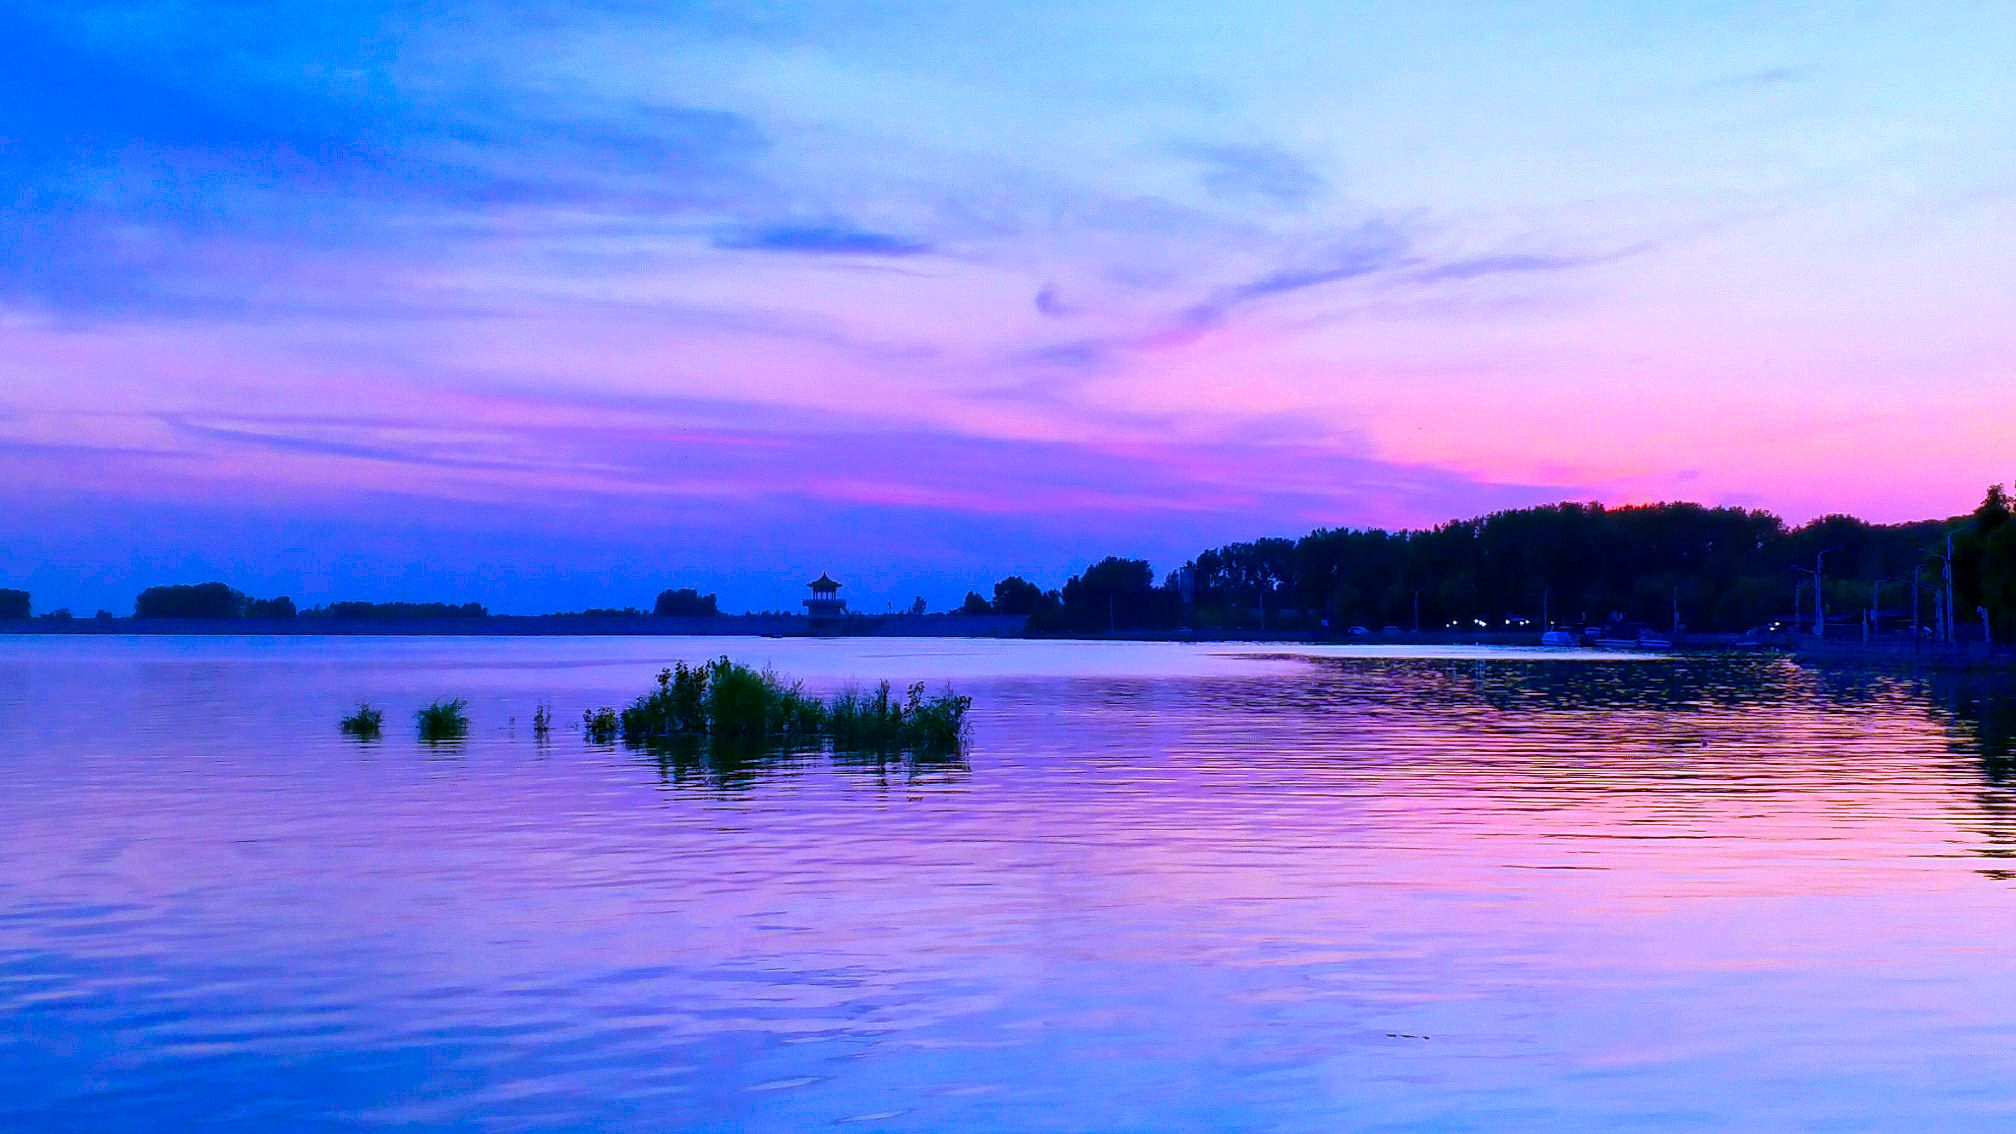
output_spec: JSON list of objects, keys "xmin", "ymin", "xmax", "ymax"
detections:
[
  {"xmin": 990, "ymin": 576, "xmax": 1051, "ymax": 616},
  {"xmin": 313, "ymin": 601, "xmax": 488, "ymax": 619},
  {"xmin": 1059, "ymin": 557, "xmax": 1171, "ymax": 632},
  {"xmin": 0, "ymin": 589, "xmax": 27, "ymax": 619},
  {"xmin": 135, "ymin": 582, "xmax": 247, "ymax": 618},
  {"xmin": 1956, "ymin": 484, "xmax": 2016, "ymax": 640},
  {"xmin": 960, "ymin": 591, "xmax": 991, "ymax": 615},
  {"xmin": 653, "ymin": 588, "xmax": 720, "ymax": 617},
  {"xmin": 244, "ymin": 596, "xmax": 297, "ymax": 618},
  {"xmin": 1169, "ymin": 500, "xmax": 1951, "ymax": 636}
]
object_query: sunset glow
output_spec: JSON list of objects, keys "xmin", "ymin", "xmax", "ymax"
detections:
[{"xmin": 5, "ymin": 4, "xmax": 2014, "ymax": 611}]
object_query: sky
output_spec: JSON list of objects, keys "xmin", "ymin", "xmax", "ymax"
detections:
[{"xmin": 3, "ymin": 2, "xmax": 2014, "ymax": 614}]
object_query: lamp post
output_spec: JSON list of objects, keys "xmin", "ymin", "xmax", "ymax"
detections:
[
  {"xmin": 1867, "ymin": 577, "xmax": 1893, "ymax": 645},
  {"xmin": 1924, "ymin": 537, "xmax": 1956, "ymax": 645},
  {"xmin": 1935, "ymin": 532, "xmax": 1951, "ymax": 641},
  {"xmin": 1911, "ymin": 569, "xmax": 1921, "ymax": 654},
  {"xmin": 1792, "ymin": 545, "xmax": 1840, "ymax": 640}
]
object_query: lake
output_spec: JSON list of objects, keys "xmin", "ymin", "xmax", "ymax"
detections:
[{"xmin": 3, "ymin": 635, "xmax": 2014, "ymax": 1131}]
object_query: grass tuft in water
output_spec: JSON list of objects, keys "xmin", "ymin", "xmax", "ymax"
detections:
[
  {"xmin": 581, "ymin": 706, "xmax": 618, "ymax": 744},
  {"xmin": 614, "ymin": 658, "xmax": 969, "ymax": 753},
  {"xmin": 415, "ymin": 698, "xmax": 469, "ymax": 742},
  {"xmin": 618, "ymin": 659, "xmax": 823, "ymax": 743},
  {"xmin": 826, "ymin": 681, "xmax": 972, "ymax": 753},
  {"xmin": 339, "ymin": 703, "xmax": 384, "ymax": 739}
]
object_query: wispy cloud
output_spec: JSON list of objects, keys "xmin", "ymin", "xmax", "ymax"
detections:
[
  {"xmin": 1216, "ymin": 223, "xmax": 1412, "ymax": 305},
  {"xmin": 712, "ymin": 222, "xmax": 931, "ymax": 256},
  {"xmin": 0, "ymin": 7, "xmax": 774, "ymax": 318},
  {"xmin": 1412, "ymin": 250, "xmax": 1619, "ymax": 284},
  {"xmin": 1179, "ymin": 142, "xmax": 1328, "ymax": 209},
  {"xmin": 1700, "ymin": 65, "xmax": 1810, "ymax": 92},
  {"xmin": 26, "ymin": 401, "xmax": 1572, "ymax": 542},
  {"xmin": 1034, "ymin": 284, "xmax": 1077, "ymax": 317}
]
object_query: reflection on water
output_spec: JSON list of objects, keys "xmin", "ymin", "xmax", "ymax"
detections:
[
  {"xmin": 1915, "ymin": 671, "xmax": 2016, "ymax": 880},
  {"xmin": 2, "ymin": 637, "xmax": 2016, "ymax": 1131},
  {"xmin": 621, "ymin": 735, "xmax": 971, "ymax": 792},
  {"xmin": 1926, "ymin": 670, "xmax": 2016, "ymax": 768}
]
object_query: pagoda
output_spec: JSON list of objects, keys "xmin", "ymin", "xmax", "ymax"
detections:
[{"xmin": 803, "ymin": 574, "xmax": 847, "ymax": 619}]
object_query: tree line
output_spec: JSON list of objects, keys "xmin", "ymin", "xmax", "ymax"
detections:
[
  {"xmin": 0, "ymin": 583, "xmax": 726, "ymax": 621},
  {"xmin": 960, "ymin": 490, "xmax": 2016, "ymax": 639},
  {"xmin": 6, "ymin": 492, "xmax": 2013, "ymax": 637}
]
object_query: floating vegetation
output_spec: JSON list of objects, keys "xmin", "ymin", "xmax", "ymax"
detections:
[
  {"xmin": 827, "ymin": 680, "xmax": 972, "ymax": 753},
  {"xmin": 344, "ymin": 664, "xmax": 967, "ymax": 758},
  {"xmin": 618, "ymin": 659, "xmax": 822, "ymax": 743},
  {"xmin": 595, "ymin": 658, "xmax": 971, "ymax": 754},
  {"xmin": 416, "ymin": 697, "xmax": 470, "ymax": 742},
  {"xmin": 581, "ymin": 706, "xmax": 619, "ymax": 744},
  {"xmin": 339, "ymin": 703, "xmax": 384, "ymax": 739}
]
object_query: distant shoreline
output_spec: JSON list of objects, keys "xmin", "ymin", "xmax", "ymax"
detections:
[
  {"xmin": 0, "ymin": 616, "xmax": 1634, "ymax": 645},
  {"xmin": 1790, "ymin": 640, "xmax": 2016, "ymax": 674},
  {"xmin": 0, "ymin": 614, "xmax": 1029, "ymax": 638},
  {"xmin": 0, "ymin": 617, "xmax": 1700, "ymax": 647},
  {"xmin": 5, "ymin": 619, "xmax": 2012, "ymax": 673}
]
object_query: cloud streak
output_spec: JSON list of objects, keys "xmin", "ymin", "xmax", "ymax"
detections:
[
  {"xmin": 1180, "ymin": 142, "xmax": 1328, "ymax": 209},
  {"xmin": 712, "ymin": 222, "xmax": 932, "ymax": 255}
]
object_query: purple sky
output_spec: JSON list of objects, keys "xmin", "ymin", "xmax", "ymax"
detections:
[{"xmin": 4, "ymin": 4, "xmax": 2014, "ymax": 613}]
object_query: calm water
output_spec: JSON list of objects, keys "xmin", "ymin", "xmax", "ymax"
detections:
[{"xmin": 4, "ymin": 636, "xmax": 2016, "ymax": 1132}]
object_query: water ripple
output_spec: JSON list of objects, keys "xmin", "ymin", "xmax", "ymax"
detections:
[{"xmin": 2, "ymin": 638, "xmax": 2015, "ymax": 1130}]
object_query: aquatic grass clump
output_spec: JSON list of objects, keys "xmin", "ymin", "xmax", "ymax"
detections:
[
  {"xmin": 617, "ymin": 660, "xmax": 711, "ymax": 737},
  {"xmin": 339, "ymin": 702, "xmax": 384, "ymax": 739},
  {"xmin": 691, "ymin": 659, "xmax": 825, "ymax": 742},
  {"xmin": 825, "ymin": 681, "xmax": 972, "ymax": 753},
  {"xmin": 582, "ymin": 706, "xmax": 618, "ymax": 744},
  {"xmin": 896, "ymin": 683, "xmax": 973, "ymax": 753},
  {"xmin": 611, "ymin": 658, "xmax": 970, "ymax": 754},
  {"xmin": 619, "ymin": 659, "xmax": 825, "ymax": 743},
  {"xmin": 416, "ymin": 697, "xmax": 470, "ymax": 742}
]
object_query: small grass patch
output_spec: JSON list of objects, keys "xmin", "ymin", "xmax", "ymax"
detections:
[
  {"xmin": 416, "ymin": 697, "xmax": 469, "ymax": 742},
  {"xmin": 581, "ymin": 706, "xmax": 619, "ymax": 744},
  {"xmin": 339, "ymin": 702, "xmax": 384, "ymax": 739}
]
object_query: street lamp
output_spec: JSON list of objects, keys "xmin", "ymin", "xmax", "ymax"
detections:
[
  {"xmin": 1923, "ymin": 535, "xmax": 1957, "ymax": 643},
  {"xmin": 1791, "ymin": 545, "xmax": 1840, "ymax": 640},
  {"xmin": 1866, "ymin": 576, "xmax": 1894, "ymax": 645}
]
